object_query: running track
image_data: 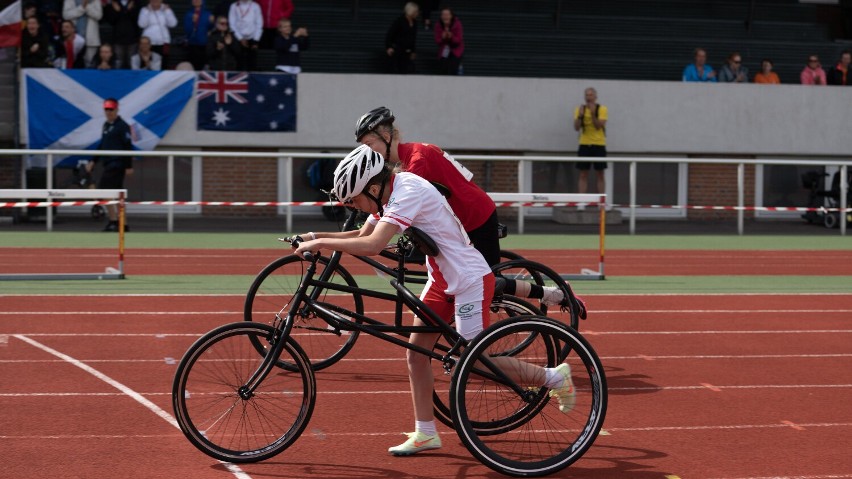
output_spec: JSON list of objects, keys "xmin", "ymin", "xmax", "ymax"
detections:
[{"xmin": 1, "ymin": 249, "xmax": 852, "ymax": 478}]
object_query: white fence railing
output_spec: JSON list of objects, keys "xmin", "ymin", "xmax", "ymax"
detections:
[{"xmin": 1, "ymin": 149, "xmax": 849, "ymax": 235}]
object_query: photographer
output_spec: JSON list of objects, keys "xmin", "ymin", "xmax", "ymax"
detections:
[{"xmin": 572, "ymin": 87, "xmax": 608, "ymax": 194}]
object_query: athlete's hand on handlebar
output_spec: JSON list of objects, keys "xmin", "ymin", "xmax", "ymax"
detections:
[{"xmin": 293, "ymin": 240, "xmax": 320, "ymax": 260}]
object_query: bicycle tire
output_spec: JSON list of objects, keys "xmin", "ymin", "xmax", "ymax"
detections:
[
  {"xmin": 172, "ymin": 322, "xmax": 316, "ymax": 463},
  {"xmin": 245, "ymin": 254, "xmax": 364, "ymax": 371},
  {"xmin": 492, "ymin": 258, "xmax": 583, "ymax": 330},
  {"xmin": 451, "ymin": 316, "xmax": 607, "ymax": 477},
  {"xmin": 431, "ymin": 295, "xmax": 542, "ymax": 431}
]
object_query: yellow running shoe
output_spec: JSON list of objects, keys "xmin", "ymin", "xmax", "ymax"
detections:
[
  {"xmin": 388, "ymin": 431, "xmax": 442, "ymax": 456},
  {"xmin": 548, "ymin": 363, "xmax": 576, "ymax": 413}
]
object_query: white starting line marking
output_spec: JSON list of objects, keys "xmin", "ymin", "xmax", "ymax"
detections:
[{"xmin": 10, "ymin": 335, "xmax": 252, "ymax": 479}]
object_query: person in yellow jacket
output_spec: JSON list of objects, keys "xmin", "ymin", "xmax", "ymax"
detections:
[{"xmin": 572, "ymin": 87, "xmax": 608, "ymax": 194}]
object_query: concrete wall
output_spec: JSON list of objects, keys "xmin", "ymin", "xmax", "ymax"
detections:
[{"xmin": 159, "ymin": 73, "xmax": 852, "ymax": 157}]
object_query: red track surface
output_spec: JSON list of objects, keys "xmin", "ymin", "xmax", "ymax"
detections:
[
  {"xmin": 2, "ymin": 250, "xmax": 852, "ymax": 478},
  {"xmin": 3, "ymin": 247, "xmax": 852, "ymax": 275}
]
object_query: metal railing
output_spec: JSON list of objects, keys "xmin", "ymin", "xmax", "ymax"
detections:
[{"xmin": 1, "ymin": 149, "xmax": 849, "ymax": 235}]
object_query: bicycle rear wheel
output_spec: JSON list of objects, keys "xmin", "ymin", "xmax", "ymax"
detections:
[
  {"xmin": 245, "ymin": 254, "xmax": 363, "ymax": 371},
  {"xmin": 492, "ymin": 259, "xmax": 584, "ymax": 330},
  {"xmin": 451, "ymin": 316, "xmax": 607, "ymax": 477},
  {"xmin": 432, "ymin": 296, "xmax": 541, "ymax": 431},
  {"xmin": 172, "ymin": 322, "xmax": 316, "ymax": 463}
]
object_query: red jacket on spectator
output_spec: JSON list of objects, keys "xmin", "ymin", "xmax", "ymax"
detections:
[
  {"xmin": 260, "ymin": 0, "xmax": 292, "ymax": 29},
  {"xmin": 433, "ymin": 15, "xmax": 463, "ymax": 59}
]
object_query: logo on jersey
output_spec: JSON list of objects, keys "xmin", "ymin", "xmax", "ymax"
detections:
[{"xmin": 458, "ymin": 303, "xmax": 475, "ymax": 315}]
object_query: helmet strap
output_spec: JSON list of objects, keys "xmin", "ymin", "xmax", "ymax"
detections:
[{"xmin": 364, "ymin": 174, "xmax": 388, "ymax": 217}]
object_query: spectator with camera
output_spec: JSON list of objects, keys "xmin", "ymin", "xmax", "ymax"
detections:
[{"xmin": 573, "ymin": 87, "xmax": 608, "ymax": 195}]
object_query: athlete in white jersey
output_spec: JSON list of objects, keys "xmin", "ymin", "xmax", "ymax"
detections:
[{"xmin": 293, "ymin": 145, "xmax": 576, "ymax": 457}]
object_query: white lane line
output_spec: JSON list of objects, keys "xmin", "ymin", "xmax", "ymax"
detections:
[
  {"xmin": 5, "ymin": 329, "xmax": 852, "ymax": 337},
  {"xmin": 3, "ymin": 383, "xmax": 852, "ymax": 398},
  {"xmin": 2, "ymin": 292, "xmax": 852, "ymax": 298},
  {"xmin": 709, "ymin": 475, "xmax": 852, "ymax": 479},
  {"xmin": 10, "ymin": 335, "xmax": 251, "ymax": 479},
  {"xmin": 3, "ymin": 308, "xmax": 852, "ymax": 315},
  {"xmin": 3, "ymin": 421, "xmax": 851, "ymax": 442},
  {"xmin": 3, "ymin": 353, "xmax": 852, "ymax": 364}
]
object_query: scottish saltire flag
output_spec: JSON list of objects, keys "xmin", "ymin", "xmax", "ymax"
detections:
[
  {"xmin": 196, "ymin": 71, "xmax": 296, "ymax": 132},
  {"xmin": 24, "ymin": 69, "xmax": 195, "ymax": 166}
]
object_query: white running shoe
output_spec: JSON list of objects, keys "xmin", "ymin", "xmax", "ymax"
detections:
[
  {"xmin": 548, "ymin": 363, "xmax": 576, "ymax": 413},
  {"xmin": 388, "ymin": 431, "xmax": 442, "ymax": 456},
  {"xmin": 541, "ymin": 286, "xmax": 566, "ymax": 307}
]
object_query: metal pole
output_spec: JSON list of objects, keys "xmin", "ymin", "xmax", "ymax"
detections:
[
  {"xmin": 167, "ymin": 155, "xmax": 174, "ymax": 232},
  {"xmin": 517, "ymin": 159, "xmax": 525, "ymax": 234},
  {"xmin": 737, "ymin": 163, "xmax": 744, "ymax": 235},
  {"xmin": 46, "ymin": 153, "xmax": 53, "ymax": 232},
  {"xmin": 286, "ymin": 156, "xmax": 293, "ymax": 233},
  {"xmin": 629, "ymin": 161, "xmax": 637, "ymax": 235},
  {"xmin": 841, "ymin": 164, "xmax": 848, "ymax": 236}
]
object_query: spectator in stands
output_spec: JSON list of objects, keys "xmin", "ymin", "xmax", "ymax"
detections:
[
  {"xmin": 718, "ymin": 52, "xmax": 748, "ymax": 83},
  {"xmin": 130, "ymin": 35, "xmax": 162, "ymax": 70},
  {"xmin": 433, "ymin": 7, "xmax": 463, "ymax": 75},
  {"xmin": 273, "ymin": 18, "xmax": 308, "ymax": 74},
  {"xmin": 801, "ymin": 55, "xmax": 827, "ymax": 85},
  {"xmin": 85, "ymin": 98, "xmax": 135, "ymax": 232},
  {"xmin": 827, "ymin": 50, "xmax": 851, "ymax": 86},
  {"xmin": 104, "ymin": 0, "xmax": 140, "ymax": 69},
  {"xmin": 63, "ymin": 0, "xmax": 102, "ymax": 67},
  {"xmin": 259, "ymin": 0, "xmax": 292, "ymax": 49},
  {"xmin": 207, "ymin": 15, "xmax": 241, "ymax": 70},
  {"xmin": 184, "ymin": 0, "xmax": 214, "ymax": 70},
  {"xmin": 22, "ymin": 2, "xmax": 39, "ymax": 26},
  {"xmin": 20, "ymin": 16, "xmax": 52, "ymax": 68},
  {"xmin": 138, "ymin": 0, "xmax": 178, "ymax": 66},
  {"xmin": 385, "ymin": 2, "xmax": 419, "ymax": 74},
  {"xmin": 683, "ymin": 47, "xmax": 716, "ymax": 82},
  {"xmin": 753, "ymin": 58, "xmax": 780, "ymax": 84},
  {"xmin": 229, "ymin": 0, "xmax": 263, "ymax": 71},
  {"xmin": 573, "ymin": 87, "xmax": 608, "ymax": 194},
  {"xmin": 53, "ymin": 19, "xmax": 85, "ymax": 69},
  {"xmin": 90, "ymin": 43, "xmax": 117, "ymax": 69}
]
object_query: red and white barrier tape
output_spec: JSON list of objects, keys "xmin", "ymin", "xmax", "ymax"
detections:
[{"xmin": 0, "ymin": 200, "xmax": 846, "ymax": 212}]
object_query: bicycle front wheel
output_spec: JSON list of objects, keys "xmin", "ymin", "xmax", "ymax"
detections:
[
  {"xmin": 172, "ymin": 322, "xmax": 316, "ymax": 463},
  {"xmin": 245, "ymin": 254, "xmax": 364, "ymax": 371},
  {"xmin": 451, "ymin": 316, "xmax": 607, "ymax": 477}
]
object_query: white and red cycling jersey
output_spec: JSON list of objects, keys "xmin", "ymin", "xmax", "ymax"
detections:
[
  {"xmin": 397, "ymin": 142, "xmax": 496, "ymax": 232},
  {"xmin": 367, "ymin": 172, "xmax": 492, "ymax": 296}
]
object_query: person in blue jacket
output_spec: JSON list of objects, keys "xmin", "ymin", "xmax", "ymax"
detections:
[
  {"xmin": 184, "ymin": 0, "xmax": 214, "ymax": 70},
  {"xmin": 683, "ymin": 47, "xmax": 717, "ymax": 82}
]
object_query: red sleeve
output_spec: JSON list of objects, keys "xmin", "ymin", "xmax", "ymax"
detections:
[{"xmin": 281, "ymin": 0, "xmax": 293, "ymax": 19}]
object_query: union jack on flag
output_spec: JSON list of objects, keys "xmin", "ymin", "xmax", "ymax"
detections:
[
  {"xmin": 196, "ymin": 71, "xmax": 249, "ymax": 104},
  {"xmin": 196, "ymin": 72, "xmax": 297, "ymax": 132}
]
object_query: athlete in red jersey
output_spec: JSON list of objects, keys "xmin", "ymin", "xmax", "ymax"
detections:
[{"xmin": 355, "ymin": 106, "xmax": 567, "ymax": 306}]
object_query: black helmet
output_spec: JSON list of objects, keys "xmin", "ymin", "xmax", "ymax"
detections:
[{"xmin": 355, "ymin": 106, "xmax": 395, "ymax": 141}]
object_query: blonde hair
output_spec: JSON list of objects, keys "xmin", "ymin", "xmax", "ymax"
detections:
[{"xmin": 404, "ymin": 2, "xmax": 419, "ymax": 17}]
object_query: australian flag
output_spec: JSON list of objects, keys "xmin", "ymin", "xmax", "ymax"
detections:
[{"xmin": 196, "ymin": 72, "xmax": 296, "ymax": 132}]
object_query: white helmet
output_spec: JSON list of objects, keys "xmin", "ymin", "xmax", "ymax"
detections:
[{"xmin": 332, "ymin": 144, "xmax": 386, "ymax": 203}]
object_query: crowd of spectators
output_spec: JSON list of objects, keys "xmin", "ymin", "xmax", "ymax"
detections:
[
  {"xmin": 16, "ymin": 0, "xmax": 309, "ymax": 73},
  {"xmin": 683, "ymin": 47, "xmax": 851, "ymax": 86}
]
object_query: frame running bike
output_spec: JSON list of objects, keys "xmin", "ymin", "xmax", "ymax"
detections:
[
  {"xmin": 172, "ymin": 234, "xmax": 607, "ymax": 477},
  {"xmin": 244, "ymin": 210, "xmax": 587, "ymax": 373}
]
